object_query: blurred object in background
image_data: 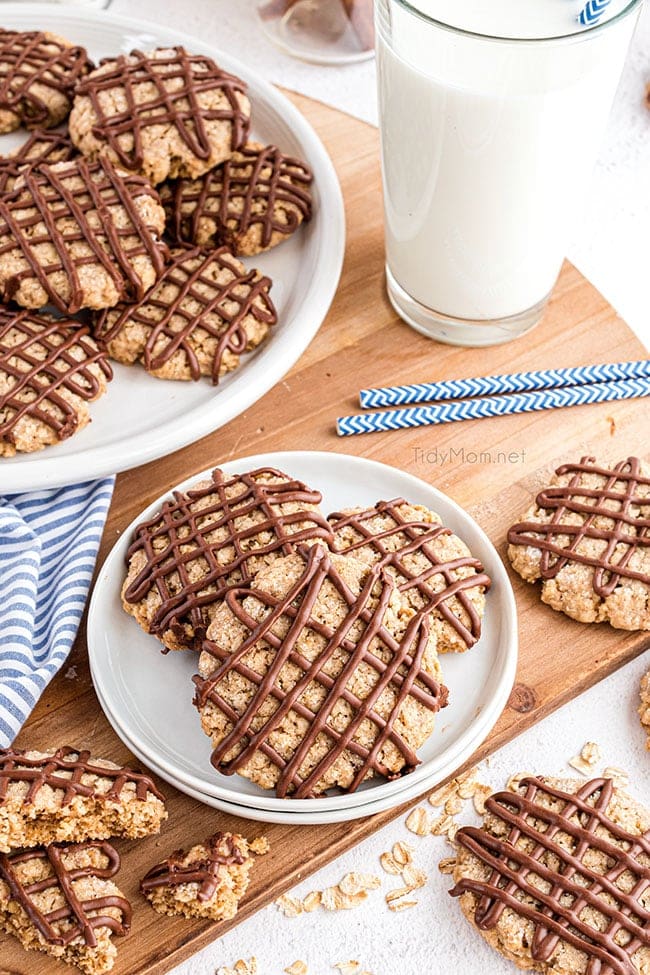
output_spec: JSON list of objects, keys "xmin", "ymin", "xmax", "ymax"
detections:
[{"xmin": 257, "ymin": 0, "xmax": 375, "ymax": 64}]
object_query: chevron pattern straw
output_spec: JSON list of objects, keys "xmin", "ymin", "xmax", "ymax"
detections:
[
  {"xmin": 0, "ymin": 478, "xmax": 114, "ymax": 745},
  {"xmin": 579, "ymin": 0, "xmax": 612, "ymax": 26},
  {"xmin": 337, "ymin": 377, "xmax": 650, "ymax": 436},
  {"xmin": 359, "ymin": 359, "xmax": 650, "ymax": 409}
]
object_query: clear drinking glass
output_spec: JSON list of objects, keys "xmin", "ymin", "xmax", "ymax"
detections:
[
  {"xmin": 257, "ymin": 0, "xmax": 375, "ymax": 65},
  {"xmin": 375, "ymin": 0, "xmax": 645, "ymax": 347}
]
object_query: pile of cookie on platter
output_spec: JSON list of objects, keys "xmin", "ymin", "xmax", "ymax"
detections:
[
  {"xmin": 1, "ymin": 17, "xmax": 650, "ymax": 975},
  {"xmin": 0, "ymin": 27, "xmax": 315, "ymax": 461}
]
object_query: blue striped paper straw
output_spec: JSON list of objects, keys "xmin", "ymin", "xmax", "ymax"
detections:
[
  {"xmin": 578, "ymin": 0, "xmax": 612, "ymax": 26},
  {"xmin": 337, "ymin": 377, "xmax": 650, "ymax": 437},
  {"xmin": 359, "ymin": 360, "xmax": 650, "ymax": 409}
]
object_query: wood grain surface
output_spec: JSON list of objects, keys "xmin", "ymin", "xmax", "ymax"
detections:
[{"xmin": 2, "ymin": 92, "xmax": 649, "ymax": 975}]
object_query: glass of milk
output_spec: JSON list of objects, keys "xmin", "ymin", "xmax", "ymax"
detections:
[{"xmin": 376, "ymin": 0, "xmax": 644, "ymax": 346}]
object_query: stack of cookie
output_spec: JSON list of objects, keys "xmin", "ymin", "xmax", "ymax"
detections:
[
  {"xmin": 0, "ymin": 30, "xmax": 313, "ymax": 456},
  {"xmin": 120, "ymin": 465, "xmax": 492, "ymax": 799},
  {"xmin": 0, "ymin": 745, "xmax": 166, "ymax": 973}
]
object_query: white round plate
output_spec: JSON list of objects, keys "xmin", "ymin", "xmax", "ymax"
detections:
[
  {"xmin": 0, "ymin": 5, "xmax": 344, "ymax": 492},
  {"xmin": 88, "ymin": 451, "xmax": 518, "ymax": 824}
]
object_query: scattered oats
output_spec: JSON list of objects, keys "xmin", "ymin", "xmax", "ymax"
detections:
[
  {"xmin": 406, "ymin": 807, "xmax": 432, "ymax": 836},
  {"xmin": 334, "ymin": 963, "xmax": 361, "ymax": 975},
  {"xmin": 444, "ymin": 795, "xmax": 463, "ymax": 816},
  {"xmin": 385, "ymin": 885, "xmax": 412, "ymax": 903},
  {"xmin": 401, "ymin": 863, "xmax": 427, "ymax": 890},
  {"xmin": 64, "ymin": 666, "xmax": 77, "ymax": 680},
  {"xmin": 249, "ymin": 837, "xmax": 270, "ymax": 855},
  {"xmin": 438, "ymin": 857, "xmax": 456, "ymax": 875},
  {"xmin": 339, "ymin": 872, "xmax": 381, "ymax": 895},
  {"xmin": 473, "ymin": 784, "xmax": 493, "ymax": 815},
  {"xmin": 456, "ymin": 768, "xmax": 481, "ymax": 799},
  {"xmin": 430, "ymin": 814, "xmax": 455, "ymax": 837},
  {"xmin": 285, "ymin": 963, "xmax": 308, "ymax": 975},
  {"xmin": 275, "ymin": 894, "xmax": 303, "ymax": 918},
  {"xmin": 447, "ymin": 821, "xmax": 459, "ymax": 843},
  {"xmin": 217, "ymin": 960, "xmax": 257, "ymax": 975},
  {"xmin": 302, "ymin": 890, "xmax": 322, "ymax": 912},
  {"xmin": 582, "ymin": 741, "xmax": 601, "ymax": 765},
  {"xmin": 506, "ymin": 771, "xmax": 534, "ymax": 793},
  {"xmin": 392, "ymin": 841, "xmax": 414, "ymax": 866},
  {"xmin": 379, "ymin": 852, "xmax": 401, "ymax": 876},
  {"xmin": 339, "ymin": 891, "xmax": 368, "ymax": 910},
  {"xmin": 388, "ymin": 898, "xmax": 418, "ymax": 912},
  {"xmin": 427, "ymin": 779, "xmax": 458, "ymax": 807},
  {"xmin": 568, "ymin": 755, "xmax": 593, "ymax": 776},
  {"xmin": 603, "ymin": 766, "xmax": 629, "ymax": 788},
  {"xmin": 321, "ymin": 887, "xmax": 342, "ymax": 912}
]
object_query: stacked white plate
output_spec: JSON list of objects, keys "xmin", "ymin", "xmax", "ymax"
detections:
[{"xmin": 88, "ymin": 451, "xmax": 518, "ymax": 825}]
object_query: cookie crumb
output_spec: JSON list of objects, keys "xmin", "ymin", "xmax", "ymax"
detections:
[{"xmin": 275, "ymin": 893, "xmax": 303, "ymax": 918}]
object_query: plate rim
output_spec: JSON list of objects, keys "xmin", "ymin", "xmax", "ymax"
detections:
[
  {"xmin": 88, "ymin": 449, "xmax": 518, "ymax": 820},
  {"xmin": 0, "ymin": 4, "xmax": 345, "ymax": 492}
]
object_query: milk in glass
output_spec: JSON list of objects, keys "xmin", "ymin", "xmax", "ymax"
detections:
[{"xmin": 376, "ymin": 0, "xmax": 642, "ymax": 344}]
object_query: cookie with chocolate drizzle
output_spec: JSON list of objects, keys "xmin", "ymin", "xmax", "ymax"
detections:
[
  {"xmin": 0, "ymin": 30, "xmax": 90, "ymax": 134},
  {"xmin": 330, "ymin": 498, "xmax": 491, "ymax": 653},
  {"xmin": 121, "ymin": 466, "xmax": 334, "ymax": 652},
  {"xmin": 141, "ymin": 831, "xmax": 261, "ymax": 921},
  {"xmin": 161, "ymin": 142, "xmax": 313, "ymax": 255},
  {"xmin": 0, "ymin": 840, "xmax": 130, "ymax": 974},
  {"xmin": 0, "ymin": 308, "xmax": 112, "ymax": 458},
  {"xmin": 193, "ymin": 543, "xmax": 448, "ymax": 798},
  {"xmin": 69, "ymin": 47, "xmax": 250, "ymax": 185},
  {"xmin": 0, "ymin": 127, "xmax": 77, "ymax": 195},
  {"xmin": 94, "ymin": 246, "xmax": 277, "ymax": 383},
  {"xmin": 508, "ymin": 456, "xmax": 650, "ymax": 631},
  {"xmin": 450, "ymin": 775, "xmax": 650, "ymax": 975}
]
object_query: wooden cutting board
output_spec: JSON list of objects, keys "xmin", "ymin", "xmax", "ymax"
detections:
[{"xmin": 3, "ymin": 92, "xmax": 650, "ymax": 975}]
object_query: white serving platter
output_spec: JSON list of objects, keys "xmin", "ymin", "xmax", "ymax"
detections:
[{"xmin": 0, "ymin": 5, "xmax": 344, "ymax": 492}]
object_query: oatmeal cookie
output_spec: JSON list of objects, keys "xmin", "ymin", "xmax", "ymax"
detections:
[
  {"xmin": 0, "ymin": 746, "xmax": 166, "ymax": 850},
  {"xmin": 0, "ymin": 840, "xmax": 130, "ymax": 974},
  {"xmin": 0, "ymin": 127, "xmax": 77, "ymax": 194},
  {"xmin": 69, "ymin": 47, "xmax": 250, "ymax": 184},
  {"xmin": 0, "ymin": 30, "xmax": 90, "ymax": 134},
  {"xmin": 330, "ymin": 499, "xmax": 491, "ymax": 653},
  {"xmin": 141, "ymin": 831, "xmax": 261, "ymax": 921},
  {"xmin": 450, "ymin": 774, "xmax": 650, "ymax": 975},
  {"xmin": 94, "ymin": 246, "xmax": 276, "ymax": 383},
  {"xmin": 122, "ymin": 466, "xmax": 333, "ymax": 651},
  {"xmin": 508, "ymin": 456, "xmax": 650, "ymax": 630},
  {"xmin": 162, "ymin": 142, "xmax": 313, "ymax": 255},
  {"xmin": 0, "ymin": 308, "xmax": 112, "ymax": 458},
  {"xmin": 0, "ymin": 156, "xmax": 168, "ymax": 313},
  {"xmin": 193, "ymin": 543, "xmax": 448, "ymax": 798}
]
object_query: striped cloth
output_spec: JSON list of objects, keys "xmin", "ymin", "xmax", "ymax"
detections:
[{"xmin": 0, "ymin": 478, "xmax": 115, "ymax": 746}]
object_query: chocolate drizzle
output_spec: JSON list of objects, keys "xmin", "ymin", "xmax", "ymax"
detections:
[
  {"xmin": 140, "ymin": 832, "xmax": 245, "ymax": 902},
  {"xmin": 0, "ymin": 129, "xmax": 77, "ymax": 194},
  {"xmin": 75, "ymin": 47, "xmax": 249, "ymax": 173},
  {"xmin": 451, "ymin": 777, "xmax": 650, "ymax": 975},
  {"xmin": 193, "ymin": 543, "xmax": 448, "ymax": 798},
  {"xmin": 94, "ymin": 246, "xmax": 277, "ymax": 383},
  {"xmin": 330, "ymin": 499, "xmax": 491, "ymax": 649},
  {"xmin": 0, "ymin": 746, "xmax": 164, "ymax": 804},
  {"xmin": 0, "ymin": 156, "xmax": 168, "ymax": 314},
  {"xmin": 0, "ymin": 840, "xmax": 131, "ymax": 947},
  {"xmin": 0, "ymin": 31, "xmax": 90, "ymax": 128},
  {"xmin": 0, "ymin": 310, "xmax": 112, "ymax": 446},
  {"xmin": 508, "ymin": 457, "xmax": 650, "ymax": 596},
  {"xmin": 124, "ymin": 467, "xmax": 334, "ymax": 643},
  {"xmin": 163, "ymin": 143, "xmax": 313, "ymax": 252}
]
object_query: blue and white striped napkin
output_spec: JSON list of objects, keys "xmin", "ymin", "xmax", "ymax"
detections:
[{"xmin": 0, "ymin": 478, "xmax": 114, "ymax": 746}]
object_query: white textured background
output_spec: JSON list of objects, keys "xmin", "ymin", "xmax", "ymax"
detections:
[{"xmin": 67, "ymin": 0, "xmax": 650, "ymax": 969}]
